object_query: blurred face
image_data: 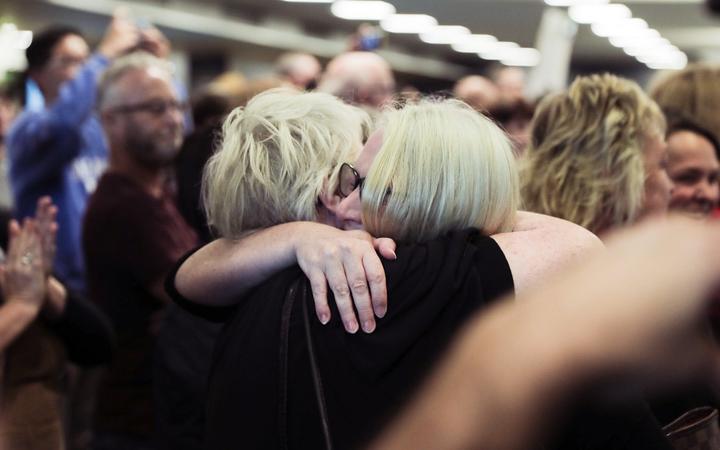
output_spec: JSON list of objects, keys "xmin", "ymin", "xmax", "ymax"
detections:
[
  {"xmin": 331, "ymin": 130, "xmax": 384, "ymax": 230},
  {"xmin": 104, "ymin": 68, "xmax": 184, "ymax": 168},
  {"xmin": 34, "ymin": 34, "xmax": 89, "ymax": 103},
  {"xmin": 666, "ymin": 130, "xmax": 720, "ymax": 218},
  {"xmin": 639, "ymin": 133, "xmax": 673, "ymax": 219}
]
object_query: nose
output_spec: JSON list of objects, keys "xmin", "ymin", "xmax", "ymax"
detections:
[{"xmin": 336, "ymin": 189, "xmax": 363, "ymax": 229}]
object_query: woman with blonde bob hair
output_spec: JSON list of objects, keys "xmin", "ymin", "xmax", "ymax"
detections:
[
  {"xmin": 521, "ymin": 73, "xmax": 670, "ymax": 235},
  {"xmin": 169, "ymin": 89, "xmax": 605, "ymax": 448},
  {"xmin": 361, "ymin": 98, "xmax": 519, "ymax": 242}
]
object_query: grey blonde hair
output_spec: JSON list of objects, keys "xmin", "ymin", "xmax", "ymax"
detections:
[
  {"xmin": 361, "ymin": 98, "xmax": 519, "ymax": 243},
  {"xmin": 203, "ymin": 88, "xmax": 369, "ymax": 237},
  {"xmin": 97, "ymin": 51, "xmax": 173, "ymax": 110},
  {"xmin": 521, "ymin": 74, "xmax": 666, "ymax": 234}
]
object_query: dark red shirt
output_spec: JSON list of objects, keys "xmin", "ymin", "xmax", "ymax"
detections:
[{"xmin": 83, "ymin": 171, "xmax": 198, "ymax": 437}]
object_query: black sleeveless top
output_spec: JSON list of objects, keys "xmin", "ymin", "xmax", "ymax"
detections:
[{"xmin": 191, "ymin": 229, "xmax": 515, "ymax": 450}]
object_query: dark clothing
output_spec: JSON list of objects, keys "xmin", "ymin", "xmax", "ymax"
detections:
[
  {"xmin": 83, "ymin": 172, "xmax": 198, "ymax": 438},
  {"xmin": 0, "ymin": 292, "xmax": 114, "ymax": 449},
  {"xmin": 174, "ymin": 125, "xmax": 219, "ymax": 244},
  {"xmin": 154, "ymin": 303, "xmax": 222, "ymax": 450},
  {"xmin": 171, "ymin": 229, "xmax": 514, "ymax": 450}
]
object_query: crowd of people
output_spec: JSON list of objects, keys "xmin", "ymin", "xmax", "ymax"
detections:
[{"xmin": 0, "ymin": 8, "xmax": 719, "ymax": 450}]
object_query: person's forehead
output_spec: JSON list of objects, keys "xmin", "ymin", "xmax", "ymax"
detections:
[
  {"xmin": 667, "ymin": 130, "xmax": 719, "ymax": 167},
  {"xmin": 117, "ymin": 68, "xmax": 176, "ymax": 99},
  {"xmin": 53, "ymin": 34, "xmax": 89, "ymax": 57}
]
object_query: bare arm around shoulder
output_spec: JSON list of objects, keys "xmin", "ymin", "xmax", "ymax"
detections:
[
  {"xmin": 491, "ymin": 211, "xmax": 604, "ymax": 297},
  {"xmin": 175, "ymin": 222, "xmax": 396, "ymax": 334}
]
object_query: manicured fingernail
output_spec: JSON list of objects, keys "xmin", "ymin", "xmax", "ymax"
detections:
[
  {"xmin": 389, "ymin": 251, "xmax": 397, "ymax": 260},
  {"xmin": 362, "ymin": 320, "xmax": 375, "ymax": 333},
  {"xmin": 346, "ymin": 319, "xmax": 359, "ymax": 334},
  {"xmin": 319, "ymin": 312, "xmax": 330, "ymax": 324},
  {"xmin": 376, "ymin": 305, "xmax": 387, "ymax": 318}
]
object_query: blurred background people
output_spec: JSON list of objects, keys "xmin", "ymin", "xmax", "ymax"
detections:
[
  {"xmin": 664, "ymin": 121, "xmax": 720, "ymax": 218},
  {"xmin": 84, "ymin": 51, "xmax": 197, "ymax": 450},
  {"xmin": 317, "ymin": 51, "xmax": 395, "ymax": 111},
  {"xmin": 0, "ymin": 197, "xmax": 114, "ymax": 450},
  {"xmin": 522, "ymin": 73, "xmax": 671, "ymax": 236},
  {"xmin": 453, "ymin": 75, "xmax": 500, "ymax": 114},
  {"xmin": 274, "ymin": 51, "xmax": 321, "ymax": 90},
  {"xmin": 6, "ymin": 18, "xmax": 139, "ymax": 296}
]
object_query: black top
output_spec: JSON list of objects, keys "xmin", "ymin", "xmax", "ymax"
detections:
[{"xmin": 169, "ymin": 229, "xmax": 514, "ymax": 450}]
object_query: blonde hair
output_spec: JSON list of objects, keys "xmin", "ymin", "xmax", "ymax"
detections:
[
  {"xmin": 203, "ymin": 88, "xmax": 369, "ymax": 237},
  {"xmin": 361, "ymin": 98, "xmax": 519, "ymax": 243},
  {"xmin": 521, "ymin": 74, "xmax": 666, "ymax": 233}
]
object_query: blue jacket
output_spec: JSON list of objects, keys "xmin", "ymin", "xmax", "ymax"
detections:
[{"xmin": 8, "ymin": 54, "xmax": 110, "ymax": 295}]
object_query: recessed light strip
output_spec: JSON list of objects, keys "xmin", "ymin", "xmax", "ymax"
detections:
[{"xmin": 562, "ymin": 1, "xmax": 686, "ymax": 70}]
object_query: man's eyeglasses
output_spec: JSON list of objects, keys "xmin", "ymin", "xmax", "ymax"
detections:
[
  {"xmin": 337, "ymin": 163, "xmax": 365, "ymax": 198},
  {"xmin": 108, "ymin": 99, "xmax": 187, "ymax": 117}
]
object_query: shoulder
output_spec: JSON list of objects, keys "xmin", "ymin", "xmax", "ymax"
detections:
[{"xmin": 490, "ymin": 212, "xmax": 604, "ymax": 296}]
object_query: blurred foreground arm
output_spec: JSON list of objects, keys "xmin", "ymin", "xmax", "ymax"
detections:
[{"xmin": 371, "ymin": 217, "xmax": 720, "ymax": 450}]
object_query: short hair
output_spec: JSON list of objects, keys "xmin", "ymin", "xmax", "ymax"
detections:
[
  {"xmin": 521, "ymin": 73, "xmax": 666, "ymax": 234},
  {"xmin": 666, "ymin": 120, "xmax": 720, "ymax": 158},
  {"xmin": 202, "ymin": 88, "xmax": 370, "ymax": 237},
  {"xmin": 361, "ymin": 98, "xmax": 519, "ymax": 243},
  {"xmin": 26, "ymin": 25, "xmax": 83, "ymax": 72},
  {"xmin": 97, "ymin": 51, "xmax": 174, "ymax": 110},
  {"xmin": 649, "ymin": 63, "xmax": 720, "ymax": 145}
]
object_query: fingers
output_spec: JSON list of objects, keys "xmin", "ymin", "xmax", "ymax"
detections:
[
  {"xmin": 34, "ymin": 197, "xmax": 58, "ymax": 274},
  {"xmin": 363, "ymin": 252, "xmax": 388, "ymax": 319},
  {"xmin": 342, "ymin": 251, "xmax": 376, "ymax": 333},
  {"xmin": 306, "ymin": 269, "xmax": 331, "ymax": 325},
  {"xmin": 374, "ymin": 237, "xmax": 397, "ymax": 260},
  {"xmin": 324, "ymin": 259, "xmax": 360, "ymax": 334}
]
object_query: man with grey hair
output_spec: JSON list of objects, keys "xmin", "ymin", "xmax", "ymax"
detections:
[
  {"xmin": 83, "ymin": 51, "xmax": 198, "ymax": 449},
  {"xmin": 317, "ymin": 51, "xmax": 395, "ymax": 110}
]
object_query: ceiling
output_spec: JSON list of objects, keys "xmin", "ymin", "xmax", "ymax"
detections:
[
  {"xmin": 199, "ymin": 0, "xmax": 720, "ymax": 66},
  {"xmin": 5, "ymin": 0, "xmax": 720, "ymax": 81}
]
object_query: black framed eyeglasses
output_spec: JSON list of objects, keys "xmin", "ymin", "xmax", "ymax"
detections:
[
  {"xmin": 108, "ymin": 99, "xmax": 188, "ymax": 117},
  {"xmin": 337, "ymin": 163, "xmax": 365, "ymax": 198}
]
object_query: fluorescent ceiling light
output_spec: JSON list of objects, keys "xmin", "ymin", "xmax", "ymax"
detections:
[
  {"xmin": 331, "ymin": 1, "xmax": 396, "ymax": 20},
  {"xmin": 608, "ymin": 29, "xmax": 660, "ymax": 47},
  {"xmin": 451, "ymin": 34, "xmax": 497, "ymax": 53},
  {"xmin": 478, "ymin": 41, "xmax": 520, "ymax": 60},
  {"xmin": 381, "ymin": 14, "xmax": 438, "ymax": 33},
  {"xmin": 419, "ymin": 25, "xmax": 470, "ymax": 44},
  {"xmin": 594, "ymin": 17, "xmax": 651, "ymax": 39},
  {"xmin": 500, "ymin": 48, "xmax": 541, "ymax": 66},
  {"xmin": 281, "ymin": 0, "xmax": 333, "ymax": 2},
  {"xmin": 0, "ymin": 23, "xmax": 33, "ymax": 50},
  {"xmin": 545, "ymin": 0, "xmax": 608, "ymax": 6},
  {"xmin": 568, "ymin": 3, "xmax": 631, "ymax": 24}
]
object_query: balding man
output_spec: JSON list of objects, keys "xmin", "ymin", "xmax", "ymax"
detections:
[
  {"xmin": 318, "ymin": 51, "xmax": 395, "ymax": 109},
  {"xmin": 275, "ymin": 52, "xmax": 322, "ymax": 90},
  {"xmin": 453, "ymin": 75, "xmax": 500, "ymax": 114},
  {"xmin": 83, "ymin": 52, "xmax": 198, "ymax": 448}
]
